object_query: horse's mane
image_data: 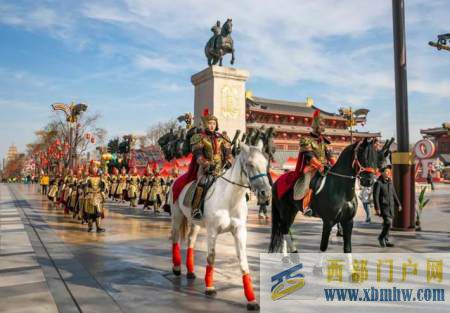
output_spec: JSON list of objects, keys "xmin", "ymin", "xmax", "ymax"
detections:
[{"xmin": 332, "ymin": 142, "xmax": 358, "ymax": 169}]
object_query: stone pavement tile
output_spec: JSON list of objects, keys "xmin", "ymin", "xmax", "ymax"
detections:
[
  {"xmin": 0, "ymin": 223, "xmax": 24, "ymax": 231},
  {"xmin": 0, "ymin": 267, "xmax": 46, "ymax": 288},
  {"xmin": 0, "ymin": 210, "xmax": 19, "ymax": 215},
  {"xmin": 0, "ymin": 281, "xmax": 48, "ymax": 298},
  {"xmin": 64, "ymin": 275, "xmax": 124, "ymax": 313},
  {"xmin": 0, "ymin": 289, "xmax": 59, "ymax": 313},
  {"xmin": 104, "ymin": 283, "xmax": 242, "ymax": 313},
  {"xmin": 0, "ymin": 217, "xmax": 22, "ymax": 222}
]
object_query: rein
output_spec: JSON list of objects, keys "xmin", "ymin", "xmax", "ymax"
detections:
[
  {"xmin": 327, "ymin": 141, "xmax": 376, "ymax": 180},
  {"xmin": 217, "ymin": 155, "xmax": 268, "ymax": 189}
]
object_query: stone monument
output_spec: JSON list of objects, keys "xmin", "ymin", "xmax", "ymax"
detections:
[{"xmin": 191, "ymin": 65, "xmax": 249, "ymax": 137}]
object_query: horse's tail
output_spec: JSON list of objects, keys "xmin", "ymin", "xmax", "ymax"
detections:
[
  {"xmin": 269, "ymin": 182, "xmax": 284, "ymax": 253},
  {"xmin": 169, "ymin": 185, "xmax": 190, "ymax": 242},
  {"xmin": 179, "ymin": 215, "xmax": 190, "ymax": 242}
]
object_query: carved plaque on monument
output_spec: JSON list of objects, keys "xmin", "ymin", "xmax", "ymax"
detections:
[{"xmin": 191, "ymin": 66, "xmax": 249, "ymax": 137}]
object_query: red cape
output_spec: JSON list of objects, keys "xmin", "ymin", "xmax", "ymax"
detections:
[
  {"xmin": 172, "ymin": 160, "xmax": 199, "ymax": 203},
  {"xmin": 276, "ymin": 152, "xmax": 306, "ymax": 199}
]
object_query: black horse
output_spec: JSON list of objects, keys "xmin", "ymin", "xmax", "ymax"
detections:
[{"xmin": 269, "ymin": 138, "xmax": 379, "ymax": 255}]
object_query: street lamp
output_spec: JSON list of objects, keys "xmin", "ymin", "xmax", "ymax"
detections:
[
  {"xmin": 338, "ymin": 107, "xmax": 369, "ymax": 142},
  {"xmin": 51, "ymin": 102, "xmax": 88, "ymax": 169},
  {"xmin": 428, "ymin": 33, "xmax": 450, "ymax": 52}
]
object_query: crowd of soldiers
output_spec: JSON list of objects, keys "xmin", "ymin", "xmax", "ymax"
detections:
[{"xmin": 42, "ymin": 161, "xmax": 177, "ymax": 233}]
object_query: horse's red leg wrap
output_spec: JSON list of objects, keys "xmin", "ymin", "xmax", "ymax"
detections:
[
  {"xmin": 243, "ymin": 273, "xmax": 256, "ymax": 302},
  {"xmin": 172, "ymin": 243, "xmax": 181, "ymax": 267},
  {"xmin": 186, "ymin": 247, "xmax": 194, "ymax": 273},
  {"xmin": 205, "ymin": 265, "xmax": 214, "ymax": 288}
]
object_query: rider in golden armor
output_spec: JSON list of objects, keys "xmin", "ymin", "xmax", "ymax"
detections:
[
  {"xmin": 191, "ymin": 109, "xmax": 233, "ymax": 219},
  {"xmin": 127, "ymin": 167, "xmax": 141, "ymax": 207},
  {"xmin": 84, "ymin": 161, "xmax": 106, "ymax": 232},
  {"xmin": 292, "ymin": 110, "xmax": 335, "ymax": 214}
]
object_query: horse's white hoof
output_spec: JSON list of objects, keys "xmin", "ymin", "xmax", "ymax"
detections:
[
  {"xmin": 247, "ymin": 301, "xmax": 260, "ymax": 311},
  {"xmin": 186, "ymin": 272, "xmax": 196, "ymax": 280},
  {"xmin": 205, "ymin": 288, "xmax": 217, "ymax": 297}
]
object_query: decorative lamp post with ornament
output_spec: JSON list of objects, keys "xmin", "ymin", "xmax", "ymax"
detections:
[
  {"xmin": 51, "ymin": 102, "xmax": 88, "ymax": 169},
  {"xmin": 338, "ymin": 107, "xmax": 369, "ymax": 142}
]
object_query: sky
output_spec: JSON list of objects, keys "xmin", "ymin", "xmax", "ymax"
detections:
[{"xmin": 1, "ymin": 0, "xmax": 449, "ymax": 161}]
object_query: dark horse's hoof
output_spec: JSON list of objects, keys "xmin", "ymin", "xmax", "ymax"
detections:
[
  {"xmin": 205, "ymin": 289, "xmax": 217, "ymax": 297},
  {"xmin": 247, "ymin": 302, "xmax": 260, "ymax": 311},
  {"xmin": 186, "ymin": 272, "xmax": 196, "ymax": 280},
  {"xmin": 312, "ymin": 266, "xmax": 323, "ymax": 276},
  {"xmin": 172, "ymin": 268, "xmax": 181, "ymax": 276}
]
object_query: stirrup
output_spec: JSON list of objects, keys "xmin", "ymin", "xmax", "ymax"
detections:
[
  {"xmin": 303, "ymin": 208, "xmax": 313, "ymax": 217},
  {"xmin": 192, "ymin": 209, "xmax": 203, "ymax": 220}
]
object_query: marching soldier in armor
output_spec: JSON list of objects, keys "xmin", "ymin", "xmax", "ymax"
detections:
[
  {"xmin": 149, "ymin": 167, "xmax": 165, "ymax": 213},
  {"xmin": 84, "ymin": 161, "xmax": 106, "ymax": 232},
  {"xmin": 191, "ymin": 109, "xmax": 233, "ymax": 219},
  {"xmin": 139, "ymin": 163, "xmax": 154, "ymax": 210},
  {"xmin": 115, "ymin": 167, "xmax": 128, "ymax": 202},
  {"xmin": 62, "ymin": 169, "xmax": 75, "ymax": 214},
  {"xmin": 47, "ymin": 175, "xmax": 60, "ymax": 204},
  {"xmin": 109, "ymin": 167, "xmax": 119, "ymax": 200},
  {"xmin": 127, "ymin": 167, "xmax": 140, "ymax": 207},
  {"xmin": 68, "ymin": 169, "xmax": 81, "ymax": 218},
  {"xmin": 292, "ymin": 110, "xmax": 335, "ymax": 214},
  {"xmin": 80, "ymin": 168, "xmax": 91, "ymax": 223}
]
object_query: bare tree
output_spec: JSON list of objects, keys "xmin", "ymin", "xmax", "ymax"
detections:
[
  {"xmin": 27, "ymin": 112, "xmax": 106, "ymax": 169},
  {"xmin": 145, "ymin": 119, "xmax": 180, "ymax": 146}
]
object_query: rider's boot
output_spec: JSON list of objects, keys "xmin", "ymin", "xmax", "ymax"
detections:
[
  {"xmin": 191, "ymin": 185, "xmax": 205, "ymax": 220},
  {"xmin": 302, "ymin": 189, "xmax": 313, "ymax": 216}
]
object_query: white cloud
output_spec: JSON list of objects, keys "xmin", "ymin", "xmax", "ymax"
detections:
[{"xmin": 1, "ymin": 0, "xmax": 449, "ymax": 144}]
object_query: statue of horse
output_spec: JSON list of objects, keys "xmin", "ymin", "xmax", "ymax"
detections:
[
  {"xmin": 169, "ymin": 140, "xmax": 271, "ymax": 311},
  {"xmin": 269, "ymin": 138, "xmax": 379, "ymax": 263},
  {"xmin": 205, "ymin": 19, "xmax": 235, "ymax": 66}
]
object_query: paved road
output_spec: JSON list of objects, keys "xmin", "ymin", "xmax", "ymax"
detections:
[{"xmin": 1, "ymin": 183, "xmax": 449, "ymax": 312}]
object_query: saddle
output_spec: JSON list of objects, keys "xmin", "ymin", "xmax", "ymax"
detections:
[{"xmin": 293, "ymin": 171, "xmax": 327, "ymax": 211}]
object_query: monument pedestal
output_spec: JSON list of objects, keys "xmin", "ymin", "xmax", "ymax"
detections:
[{"xmin": 191, "ymin": 66, "xmax": 249, "ymax": 138}]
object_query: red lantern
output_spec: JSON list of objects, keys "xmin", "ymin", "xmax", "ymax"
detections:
[
  {"xmin": 341, "ymin": 136, "xmax": 346, "ymax": 141},
  {"xmin": 290, "ymin": 116, "xmax": 295, "ymax": 121},
  {"xmin": 275, "ymin": 114, "xmax": 280, "ymax": 119},
  {"xmin": 303, "ymin": 117, "xmax": 309, "ymax": 124},
  {"xmin": 283, "ymin": 133, "xmax": 287, "ymax": 138}
]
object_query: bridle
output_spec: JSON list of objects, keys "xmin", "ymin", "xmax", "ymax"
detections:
[
  {"xmin": 327, "ymin": 141, "xmax": 377, "ymax": 180},
  {"xmin": 218, "ymin": 152, "xmax": 268, "ymax": 190}
]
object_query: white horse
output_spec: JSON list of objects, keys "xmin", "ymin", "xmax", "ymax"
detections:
[{"xmin": 169, "ymin": 141, "xmax": 271, "ymax": 311}]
